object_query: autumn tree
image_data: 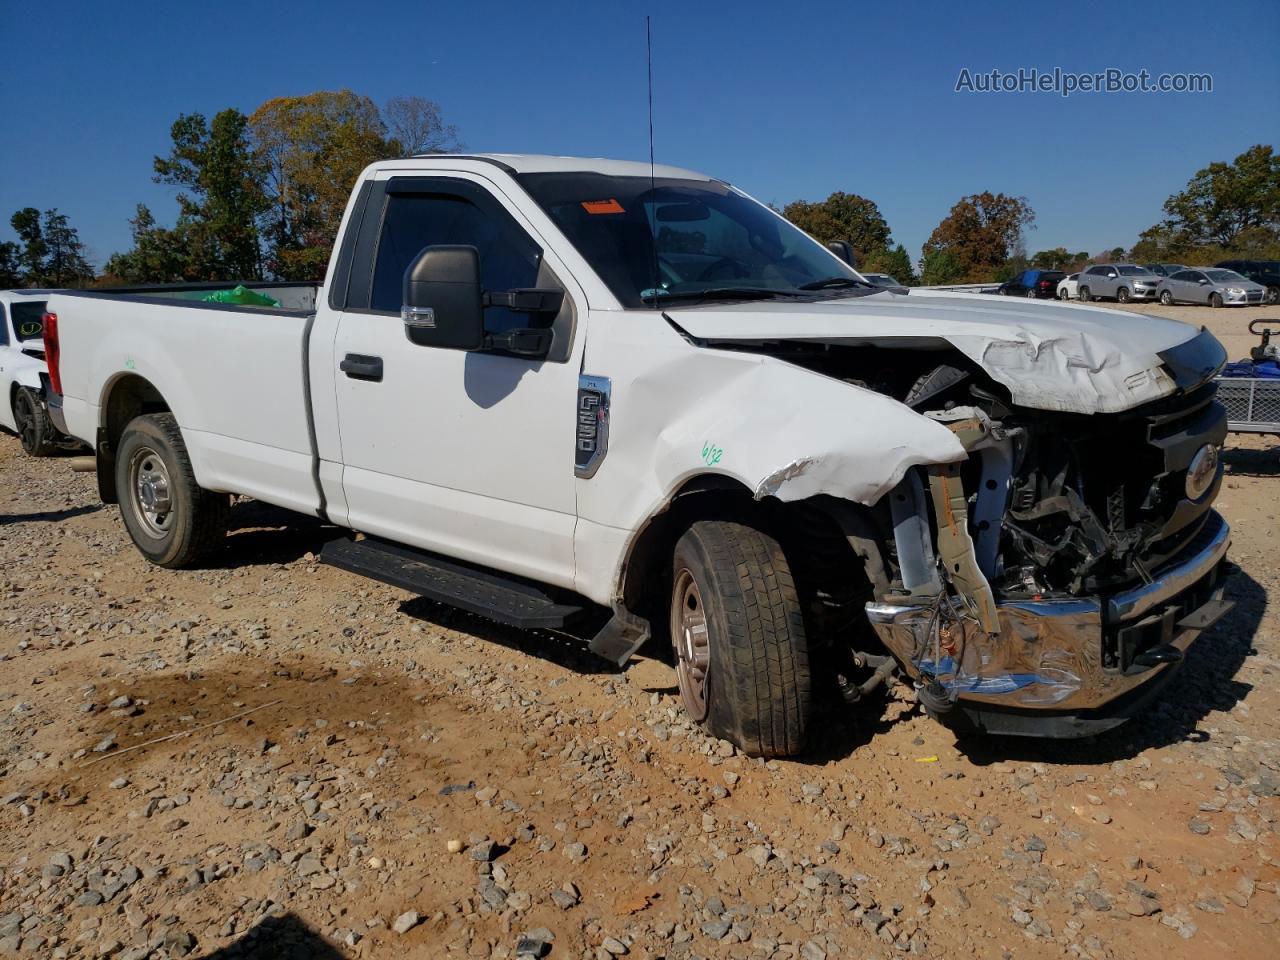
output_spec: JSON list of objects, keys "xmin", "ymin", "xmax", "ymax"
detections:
[
  {"xmin": 383, "ymin": 96, "xmax": 461, "ymax": 155},
  {"xmin": 783, "ymin": 192, "xmax": 892, "ymax": 265},
  {"xmin": 249, "ymin": 91, "xmax": 400, "ymax": 279},
  {"xmin": 922, "ymin": 192, "xmax": 1035, "ymax": 283}
]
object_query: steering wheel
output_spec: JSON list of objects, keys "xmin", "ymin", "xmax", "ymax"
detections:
[{"xmin": 697, "ymin": 256, "xmax": 749, "ymax": 282}]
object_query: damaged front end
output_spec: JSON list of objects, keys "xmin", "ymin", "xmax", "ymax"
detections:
[{"xmin": 866, "ymin": 376, "xmax": 1234, "ymax": 736}]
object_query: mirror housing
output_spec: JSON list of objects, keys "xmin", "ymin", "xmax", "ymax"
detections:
[
  {"xmin": 1197, "ymin": 278, "xmax": 1209, "ymax": 284},
  {"xmin": 403, "ymin": 245, "xmax": 485, "ymax": 350},
  {"xmin": 827, "ymin": 240, "xmax": 857, "ymax": 268}
]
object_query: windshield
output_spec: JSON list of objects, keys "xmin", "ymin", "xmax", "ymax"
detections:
[
  {"xmin": 1162, "ymin": 264, "xmax": 1186, "ymax": 273},
  {"xmin": 517, "ymin": 173, "xmax": 868, "ymax": 307},
  {"xmin": 1117, "ymin": 266, "xmax": 1155, "ymax": 277},
  {"xmin": 1205, "ymin": 269, "xmax": 1245, "ymax": 282},
  {"xmin": 10, "ymin": 302, "xmax": 47, "ymax": 341}
]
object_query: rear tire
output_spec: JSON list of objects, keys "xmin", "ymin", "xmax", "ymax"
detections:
[
  {"xmin": 1160, "ymin": 290, "xmax": 1174, "ymax": 305},
  {"xmin": 115, "ymin": 413, "xmax": 229, "ymax": 568},
  {"xmin": 1025, "ymin": 288, "xmax": 1038, "ymax": 298},
  {"xmin": 1058, "ymin": 288, "xmax": 1069, "ymax": 300},
  {"xmin": 1209, "ymin": 292, "xmax": 1223, "ymax": 308},
  {"xmin": 1079, "ymin": 286, "xmax": 1091, "ymax": 302},
  {"xmin": 13, "ymin": 387, "xmax": 56, "ymax": 457},
  {"xmin": 670, "ymin": 521, "xmax": 811, "ymax": 758}
]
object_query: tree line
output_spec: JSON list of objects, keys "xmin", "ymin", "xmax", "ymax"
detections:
[
  {"xmin": 1, "ymin": 112, "xmax": 1274, "ymax": 291},
  {"xmin": 780, "ymin": 143, "xmax": 1278, "ymax": 284}
]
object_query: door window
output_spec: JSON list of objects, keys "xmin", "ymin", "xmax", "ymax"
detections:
[
  {"xmin": 0, "ymin": 305, "xmax": 8, "ymax": 346},
  {"xmin": 369, "ymin": 190, "xmax": 544, "ymax": 333}
]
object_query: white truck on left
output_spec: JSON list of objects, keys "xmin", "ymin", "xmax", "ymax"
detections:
[{"xmin": 0, "ymin": 289, "xmax": 68, "ymax": 455}]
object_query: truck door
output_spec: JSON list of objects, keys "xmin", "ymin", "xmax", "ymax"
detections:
[{"xmin": 330, "ymin": 173, "xmax": 585, "ymax": 590}]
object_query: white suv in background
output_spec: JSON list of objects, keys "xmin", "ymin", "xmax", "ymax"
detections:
[{"xmin": 1077, "ymin": 264, "xmax": 1160, "ymax": 303}]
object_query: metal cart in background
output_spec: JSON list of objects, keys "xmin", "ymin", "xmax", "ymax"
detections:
[{"xmin": 1216, "ymin": 320, "xmax": 1280, "ymax": 438}]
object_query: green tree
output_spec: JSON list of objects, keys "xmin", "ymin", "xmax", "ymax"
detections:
[
  {"xmin": 102, "ymin": 205, "xmax": 191, "ymax": 284},
  {"xmin": 1159, "ymin": 144, "xmax": 1280, "ymax": 249},
  {"xmin": 782, "ymin": 192, "xmax": 892, "ymax": 265},
  {"xmin": 8, "ymin": 207, "xmax": 93, "ymax": 286},
  {"xmin": 920, "ymin": 248, "xmax": 962, "ymax": 285},
  {"xmin": 922, "ymin": 192, "xmax": 1035, "ymax": 283},
  {"xmin": 249, "ymin": 90, "xmax": 400, "ymax": 279},
  {"xmin": 152, "ymin": 108, "xmax": 268, "ymax": 280},
  {"xmin": 1030, "ymin": 247, "xmax": 1072, "ymax": 270},
  {"xmin": 862, "ymin": 244, "xmax": 916, "ymax": 284},
  {"xmin": 0, "ymin": 241, "xmax": 21, "ymax": 287}
]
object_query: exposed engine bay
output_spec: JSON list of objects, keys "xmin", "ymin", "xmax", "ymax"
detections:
[{"xmin": 699, "ymin": 337, "xmax": 1227, "ymax": 602}]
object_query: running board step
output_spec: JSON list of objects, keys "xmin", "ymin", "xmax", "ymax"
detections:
[{"xmin": 320, "ymin": 536, "xmax": 589, "ymax": 629}]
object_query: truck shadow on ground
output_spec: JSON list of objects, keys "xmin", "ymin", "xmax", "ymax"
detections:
[
  {"xmin": 0, "ymin": 503, "xmax": 100, "ymax": 526},
  {"xmin": 398, "ymin": 596, "xmax": 623, "ymax": 677},
  {"xmin": 195, "ymin": 912, "xmax": 346, "ymax": 959},
  {"xmin": 954, "ymin": 567, "xmax": 1266, "ymax": 767},
  {"xmin": 1223, "ymin": 445, "xmax": 1280, "ymax": 477},
  {"xmin": 217, "ymin": 500, "xmax": 348, "ymax": 568}
]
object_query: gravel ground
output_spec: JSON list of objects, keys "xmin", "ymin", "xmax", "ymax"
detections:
[{"xmin": 0, "ymin": 303, "xmax": 1277, "ymax": 959}]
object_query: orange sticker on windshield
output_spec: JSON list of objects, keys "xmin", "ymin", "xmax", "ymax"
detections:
[{"xmin": 582, "ymin": 198, "xmax": 625, "ymax": 214}]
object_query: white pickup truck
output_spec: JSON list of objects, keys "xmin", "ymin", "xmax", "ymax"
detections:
[{"xmin": 44, "ymin": 154, "xmax": 1234, "ymax": 755}]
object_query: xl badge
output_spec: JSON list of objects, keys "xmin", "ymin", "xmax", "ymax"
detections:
[{"xmin": 575, "ymin": 375, "xmax": 611, "ymax": 478}]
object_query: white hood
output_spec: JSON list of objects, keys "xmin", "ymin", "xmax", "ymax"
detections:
[{"xmin": 667, "ymin": 290, "xmax": 1212, "ymax": 414}]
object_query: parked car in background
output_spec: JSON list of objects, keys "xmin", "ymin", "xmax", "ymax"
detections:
[
  {"xmin": 0, "ymin": 289, "xmax": 66, "ymax": 456},
  {"xmin": 997, "ymin": 269, "xmax": 1065, "ymax": 299},
  {"xmin": 1056, "ymin": 273, "xmax": 1080, "ymax": 300},
  {"xmin": 1216, "ymin": 260, "xmax": 1280, "ymax": 304},
  {"xmin": 1157, "ymin": 268, "xmax": 1266, "ymax": 307},
  {"xmin": 861, "ymin": 272, "xmax": 900, "ymax": 288},
  {"xmin": 1144, "ymin": 263, "xmax": 1187, "ymax": 278},
  {"xmin": 1077, "ymin": 264, "xmax": 1160, "ymax": 302}
]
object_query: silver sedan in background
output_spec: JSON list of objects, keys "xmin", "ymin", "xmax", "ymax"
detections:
[{"xmin": 1156, "ymin": 267, "xmax": 1267, "ymax": 307}]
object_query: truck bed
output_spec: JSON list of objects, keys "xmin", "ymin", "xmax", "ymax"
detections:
[{"xmin": 47, "ymin": 283, "xmax": 326, "ymax": 517}]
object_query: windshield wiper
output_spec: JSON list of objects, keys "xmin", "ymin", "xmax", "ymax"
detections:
[
  {"xmin": 797, "ymin": 276, "xmax": 872, "ymax": 290},
  {"xmin": 641, "ymin": 287, "xmax": 803, "ymax": 305}
]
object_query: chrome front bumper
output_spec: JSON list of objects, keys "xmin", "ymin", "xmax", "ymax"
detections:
[{"xmin": 866, "ymin": 511, "xmax": 1232, "ymax": 715}]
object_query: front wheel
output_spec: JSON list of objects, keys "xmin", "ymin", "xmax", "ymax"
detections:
[
  {"xmin": 1117, "ymin": 286, "xmax": 1131, "ymax": 303},
  {"xmin": 670, "ymin": 521, "xmax": 811, "ymax": 758},
  {"xmin": 1267, "ymin": 285, "xmax": 1279, "ymax": 305},
  {"xmin": 1058, "ymin": 288, "xmax": 1069, "ymax": 300},
  {"xmin": 1209, "ymin": 292, "xmax": 1223, "ymax": 308},
  {"xmin": 115, "ymin": 413, "xmax": 229, "ymax": 568},
  {"xmin": 1160, "ymin": 290, "xmax": 1174, "ymax": 305},
  {"xmin": 12, "ymin": 387, "xmax": 56, "ymax": 457}
]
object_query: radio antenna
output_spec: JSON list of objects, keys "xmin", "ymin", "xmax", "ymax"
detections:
[{"xmin": 646, "ymin": 15, "xmax": 659, "ymax": 301}]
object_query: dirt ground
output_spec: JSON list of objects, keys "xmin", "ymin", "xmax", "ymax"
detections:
[{"xmin": 0, "ymin": 302, "xmax": 1277, "ymax": 960}]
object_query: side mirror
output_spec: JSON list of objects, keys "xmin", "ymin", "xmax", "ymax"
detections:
[
  {"xmin": 827, "ymin": 240, "xmax": 857, "ymax": 268},
  {"xmin": 403, "ymin": 245, "xmax": 485, "ymax": 350},
  {"xmin": 1197, "ymin": 278, "xmax": 1208, "ymax": 285},
  {"xmin": 1107, "ymin": 271, "xmax": 1118, "ymax": 279}
]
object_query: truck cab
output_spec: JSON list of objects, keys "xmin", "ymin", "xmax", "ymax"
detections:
[{"xmin": 43, "ymin": 155, "xmax": 1235, "ymax": 756}]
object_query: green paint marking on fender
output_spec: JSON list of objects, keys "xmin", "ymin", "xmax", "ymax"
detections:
[
  {"xmin": 124, "ymin": 357, "xmax": 136, "ymax": 370},
  {"xmin": 701, "ymin": 442, "xmax": 723, "ymax": 466}
]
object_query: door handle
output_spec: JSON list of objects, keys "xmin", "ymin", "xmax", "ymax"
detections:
[{"xmin": 340, "ymin": 353, "xmax": 383, "ymax": 382}]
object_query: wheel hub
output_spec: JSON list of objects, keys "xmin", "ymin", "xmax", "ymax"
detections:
[
  {"xmin": 130, "ymin": 448, "xmax": 173, "ymax": 537},
  {"xmin": 671, "ymin": 568, "xmax": 710, "ymax": 721}
]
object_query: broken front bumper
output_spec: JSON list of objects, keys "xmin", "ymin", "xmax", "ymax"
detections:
[{"xmin": 866, "ymin": 510, "xmax": 1232, "ymax": 737}]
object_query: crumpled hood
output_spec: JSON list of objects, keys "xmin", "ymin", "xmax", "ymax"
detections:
[{"xmin": 667, "ymin": 290, "xmax": 1218, "ymax": 414}]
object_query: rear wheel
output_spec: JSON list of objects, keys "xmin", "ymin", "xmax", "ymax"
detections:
[
  {"xmin": 670, "ymin": 521, "xmax": 811, "ymax": 758},
  {"xmin": 1209, "ymin": 292, "xmax": 1223, "ymax": 308},
  {"xmin": 1117, "ymin": 286, "xmax": 1131, "ymax": 303},
  {"xmin": 13, "ymin": 387, "xmax": 56, "ymax": 457},
  {"xmin": 1058, "ymin": 287, "xmax": 1069, "ymax": 300},
  {"xmin": 1160, "ymin": 290, "xmax": 1174, "ymax": 305},
  {"xmin": 115, "ymin": 413, "xmax": 229, "ymax": 568},
  {"xmin": 1078, "ymin": 286, "xmax": 1091, "ymax": 302},
  {"xmin": 1025, "ymin": 288, "xmax": 1038, "ymax": 298}
]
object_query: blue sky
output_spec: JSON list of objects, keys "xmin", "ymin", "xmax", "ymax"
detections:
[{"xmin": 2, "ymin": 0, "xmax": 1277, "ymax": 271}]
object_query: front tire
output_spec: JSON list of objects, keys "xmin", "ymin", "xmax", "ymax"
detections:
[
  {"xmin": 670, "ymin": 521, "xmax": 811, "ymax": 758},
  {"xmin": 1209, "ymin": 292, "xmax": 1223, "ymax": 308},
  {"xmin": 1117, "ymin": 286, "xmax": 1131, "ymax": 303},
  {"xmin": 1267, "ymin": 285, "xmax": 1279, "ymax": 305},
  {"xmin": 115, "ymin": 413, "xmax": 229, "ymax": 568},
  {"xmin": 13, "ymin": 387, "xmax": 56, "ymax": 457},
  {"xmin": 1160, "ymin": 290, "xmax": 1174, "ymax": 305}
]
